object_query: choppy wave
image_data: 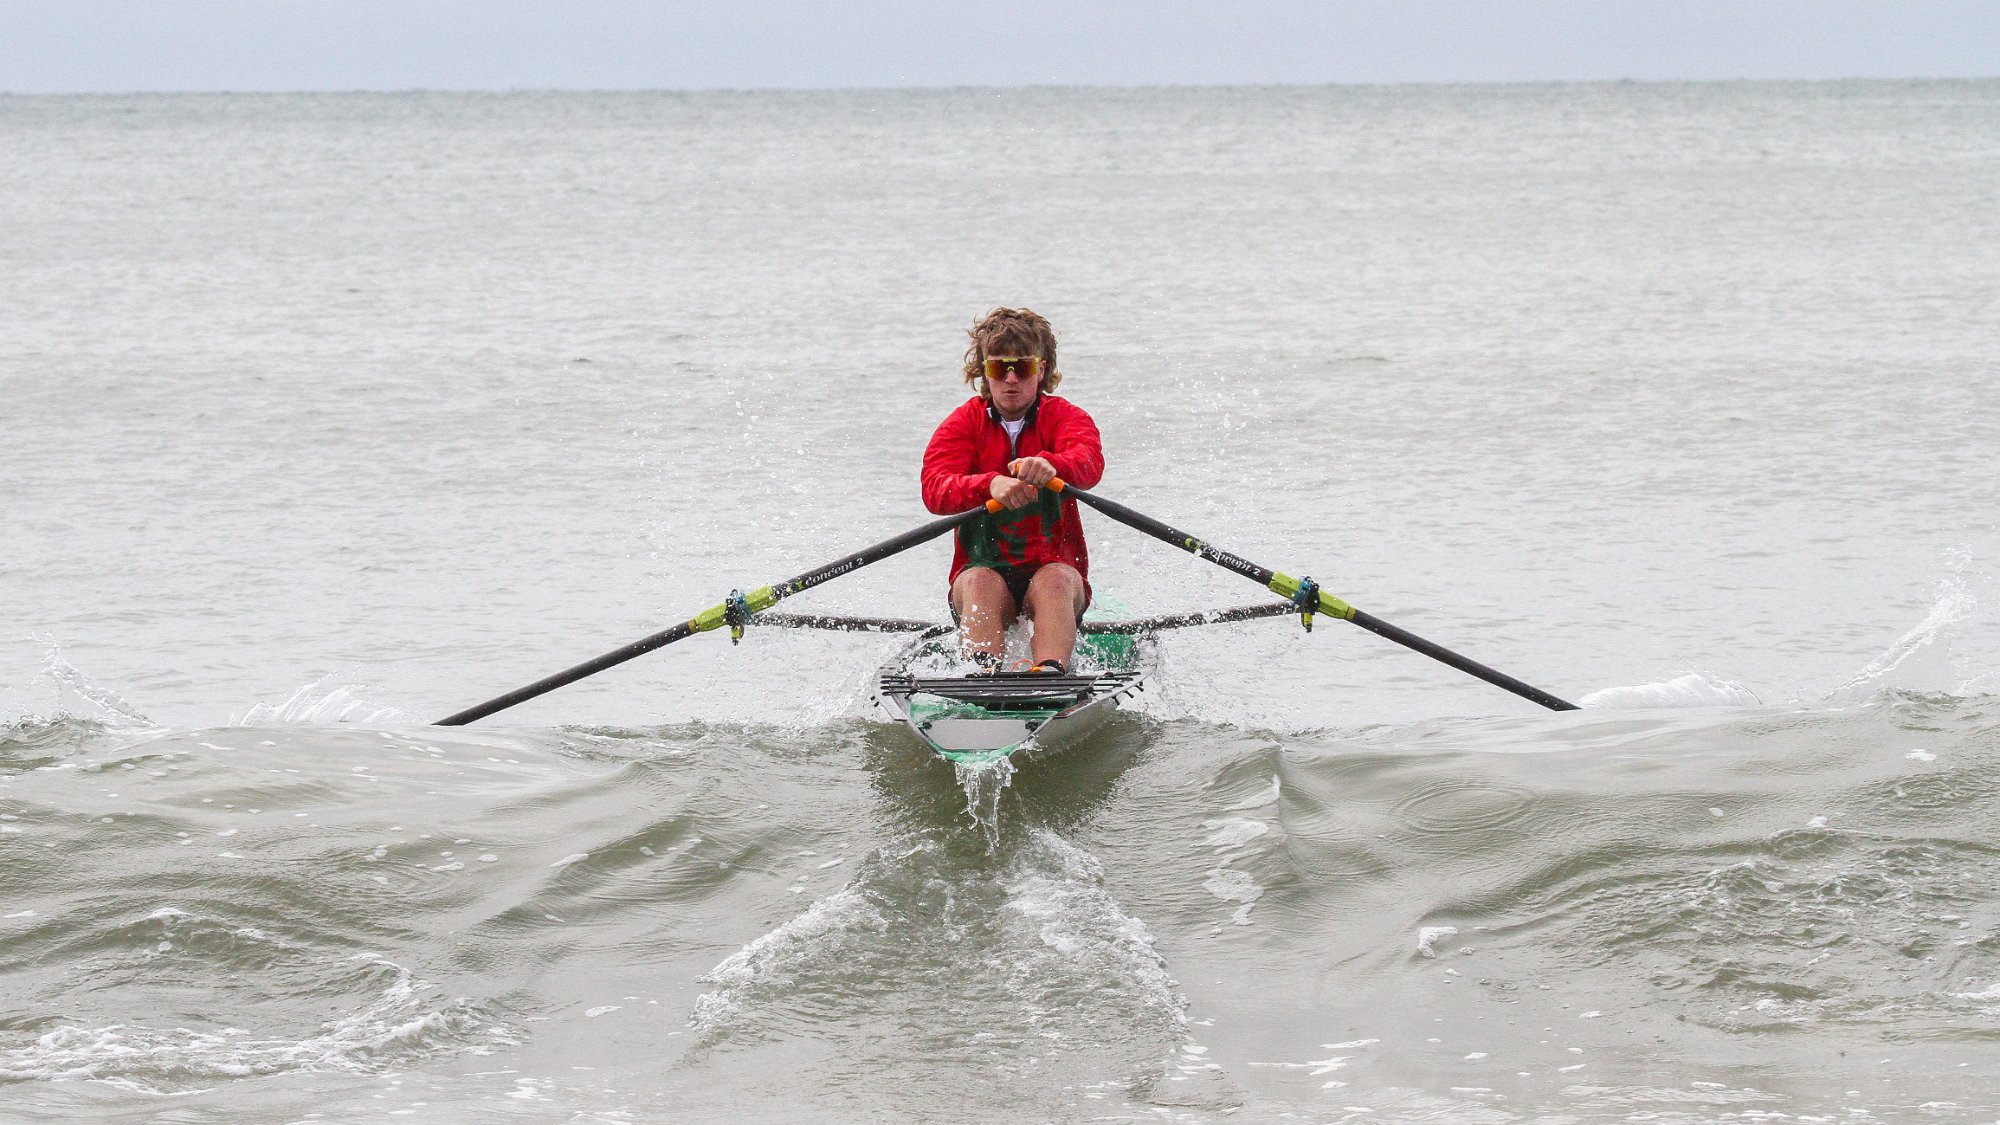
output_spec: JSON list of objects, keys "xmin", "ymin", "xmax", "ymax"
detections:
[
  {"xmin": 5, "ymin": 688, "xmax": 1997, "ymax": 1119},
  {"xmin": 0, "ymin": 946, "xmax": 515, "ymax": 1094}
]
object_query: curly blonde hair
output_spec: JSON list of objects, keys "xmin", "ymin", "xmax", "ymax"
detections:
[{"xmin": 961, "ymin": 307, "xmax": 1062, "ymax": 397}]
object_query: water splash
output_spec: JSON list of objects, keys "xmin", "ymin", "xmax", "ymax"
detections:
[
  {"xmin": 1829, "ymin": 569, "xmax": 1977, "ymax": 703},
  {"xmin": 1580, "ymin": 673, "xmax": 1762, "ymax": 709},
  {"xmin": 235, "ymin": 677, "xmax": 408, "ymax": 725},
  {"xmin": 33, "ymin": 638, "xmax": 152, "ymax": 726},
  {"xmin": 1002, "ymin": 828, "xmax": 1187, "ymax": 1019},
  {"xmin": 688, "ymin": 884, "xmax": 888, "ymax": 1044},
  {"xmin": 954, "ymin": 756, "xmax": 1016, "ymax": 848}
]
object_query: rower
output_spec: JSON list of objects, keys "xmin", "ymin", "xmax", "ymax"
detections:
[{"xmin": 920, "ymin": 308, "xmax": 1105, "ymax": 675}]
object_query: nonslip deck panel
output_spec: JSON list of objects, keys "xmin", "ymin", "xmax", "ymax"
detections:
[
  {"xmin": 878, "ymin": 671, "xmax": 1143, "ymax": 707},
  {"xmin": 873, "ymin": 629, "xmax": 1154, "ymax": 763}
]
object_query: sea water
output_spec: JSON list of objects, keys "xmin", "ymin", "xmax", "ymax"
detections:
[{"xmin": 3, "ymin": 82, "xmax": 1997, "ymax": 1121}]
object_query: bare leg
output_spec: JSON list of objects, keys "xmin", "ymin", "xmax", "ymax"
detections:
[
  {"xmin": 950, "ymin": 567, "xmax": 1016, "ymax": 665},
  {"xmin": 1021, "ymin": 564, "xmax": 1087, "ymax": 667}
]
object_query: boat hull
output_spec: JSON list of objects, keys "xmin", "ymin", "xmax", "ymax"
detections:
[{"xmin": 875, "ymin": 633, "xmax": 1151, "ymax": 765}]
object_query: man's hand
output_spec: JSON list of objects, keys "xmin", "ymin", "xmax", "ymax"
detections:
[
  {"xmin": 1009, "ymin": 457, "xmax": 1057, "ymax": 486},
  {"xmin": 989, "ymin": 474, "xmax": 1039, "ymax": 510}
]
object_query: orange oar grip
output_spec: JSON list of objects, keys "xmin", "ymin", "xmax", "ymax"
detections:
[
  {"xmin": 1004, "ymin": 460, "xmax": 1069, "ymax": 494},
  {"xmin": 983, "ymin": 498, "xmax": 1005, "ymax": 512}
]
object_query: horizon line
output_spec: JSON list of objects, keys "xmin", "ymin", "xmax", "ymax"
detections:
[{"xmin": 5, "ymin": 74, "xmax": 1995, "ymax": 98}]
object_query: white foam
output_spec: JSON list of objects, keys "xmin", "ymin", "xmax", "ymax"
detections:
[
  {"xmin": 1580, "ymin": 673, "xmax": 1762, "ymax": 709},
  {"xmin": 1266, "ymin": 1051, "xmax": 1353, "ymax": 1077},
  {"xmin": 1416, "ymin": 926, "xmax": 1459, "ymax": 958},
  {"xmin": 0, "ymin": 954, "xmax": 514, "ymax": 1091},
  {"xmin": 1198, "ymin": 818, "xmax": 1269, "ymax": 849},
  {"xmin": 1907, "ymin": 748, "xmax": 1937, "ymax": 762},
  {"xmin": 1201, "ymin": 868, "xmax": 1263, "ymax": 927}
]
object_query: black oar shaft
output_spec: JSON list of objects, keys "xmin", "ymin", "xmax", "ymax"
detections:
[
  {"xmin": 1056, "ymin": 482, "xmax": 1578, "ymax": 712},
  {"xmin": 436, "ymin": 503, "xmax": 995, "ymax": 726},
  {"xmin": 1346, "ymin": 608, "xmax": 1578, "ymax": 712},
  {"xmin": 435, "ymin": 621, "xmax": 700, "ymax": 726},
  {"xmin": 1059, "ymin": 486, "xmax": 1278, "ymax": 585},
  {"xmin": 766, "ymin": 508, "xmax": 989, "ymax": 599}
]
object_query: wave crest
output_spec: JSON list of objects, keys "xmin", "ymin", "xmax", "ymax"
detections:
[{"xmin": 1581, "ymin": 673, "xmax": 1762, "ymax": 709}]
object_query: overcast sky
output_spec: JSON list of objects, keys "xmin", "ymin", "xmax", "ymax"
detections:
[{"xmin": 3, "ymin": 0, "xmax": 1996, "ymax": 93}]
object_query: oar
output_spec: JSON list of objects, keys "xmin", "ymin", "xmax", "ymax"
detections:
[
  {"xmin": 436, "ymin": 500, "xmax": 1009, "ymax": 726},
  {"xmin": 1082, "ymin": 603, "xmax": 1298, "ymax": 635},
  {"xmin": 1045, "ymin": 479, "xmax": 1579, "ymax": 711}
]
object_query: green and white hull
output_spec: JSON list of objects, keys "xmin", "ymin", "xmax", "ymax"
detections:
[{"xmin": 875, "ymin": 632, "xmax": 1151, "ymax": 766}]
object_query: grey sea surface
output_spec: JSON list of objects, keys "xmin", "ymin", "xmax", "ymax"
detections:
[{"xmin": 3, "ymin": 82, "xmax": 1998, "ymax": 1122}]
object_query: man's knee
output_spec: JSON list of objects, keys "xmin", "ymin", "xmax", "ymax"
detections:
[
  {"xmin": 1024, "ymin": 565, "xmax": 1085, "ymax": 614},
  {"xmin": 1028, "ymin": 564, "xmax": 1081, "ymax": 593},
  {"xmin": 954, "ymin": 567, "xmax": 1013, "ymax": 614},
  {"xmin": 955, "ymin": 566, "xmax": 1006, "ymax": 593}
]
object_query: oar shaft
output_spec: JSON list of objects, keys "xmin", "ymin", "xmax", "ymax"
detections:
[
  {"xmin": 435, "ymin": 621, "xmax": 699, "ymax": 726},
  {"xmin": 1054, "ymin": 481, "xmax": 1578, "ymax": 712},
  {"xmin": 1347, "ymin": 608, "xmax": 1577, "ymax": 712},
  {"xmin": 436, "ymin": 501, "xmax": 999, "ymax": 726},
  {"xmin": 1061, "ymin": 485, "xmax": 1279, "ymax": 586},
  {"xmin": 1082, "ymin": 603, "xmax": 1297, "ymax": 634},
  {"xmin": 767, "ymin": 506, "xmax": 989, "ymax": 600},
  {"xmin": 755, "ymin": 612, "xmax": 945, "ymax": 634}
]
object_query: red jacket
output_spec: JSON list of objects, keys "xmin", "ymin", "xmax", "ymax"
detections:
[{"xmin": 921, "ymin": 393, "xmax": 1105, "ymax": 592}]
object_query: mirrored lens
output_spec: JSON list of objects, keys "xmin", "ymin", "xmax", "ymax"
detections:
[{"xmin": 982, "ymin": 356, "xmax": 1043, "ymax": 382}]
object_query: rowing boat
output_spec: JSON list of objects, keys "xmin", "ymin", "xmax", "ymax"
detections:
[
  {"xmin": 435, "ymin": 480, "xmax": 1577, "ymax": 733},
  {"xmin": 874, "ymin": 630, "xmax": 1152, "ymax": 765}
]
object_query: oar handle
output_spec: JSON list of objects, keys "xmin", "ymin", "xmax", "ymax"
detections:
[{"xmin": 1000, "ymin": 460, "xmax": 1070, "ymax": 496}]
